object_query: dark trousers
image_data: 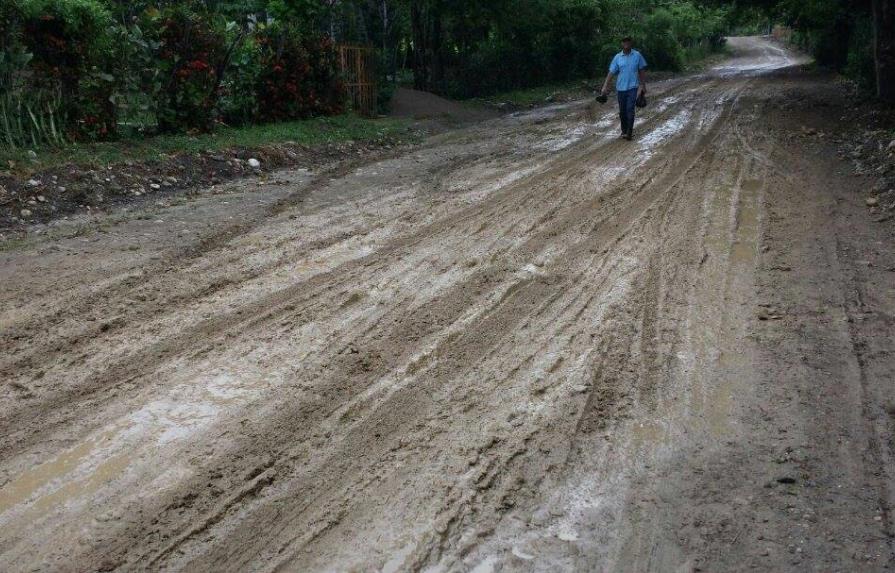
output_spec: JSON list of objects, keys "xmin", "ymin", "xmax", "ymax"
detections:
[{"xmin": 617, "ymin": 87, "xmax": 638, "ymax": 135}]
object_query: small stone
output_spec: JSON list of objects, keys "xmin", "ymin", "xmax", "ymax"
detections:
[
  {"xmin": 248, "ymin": 158, "xmax": 261, "ymax": 169},
  {"xmin": 57, "ymin": 186, "xmax": 66, "ymax": 193},
  {"xmin": 511, "ymin": 547, "xmax": 535, "ymax": 560},
  {"xmin": 867, "ymin": 197, "xmax": 880, "ymax": 206},
  {"xmin": 529, "ymin": 508, "xmax": 550, "ymax": 526},
  {"xmin": 150, "ymin": 183, "xmax": 161, "ymax": 190},
  {"xmin": 37, "ymin": 195, "xmax": 46, "ymax": 202},
  {"xmin": 20, "ymin": 208, "xmax": 32, "ymax": 217},
  {"xmin": 27, "ymin": 179, "xmax": 40, "ymax": 187}
]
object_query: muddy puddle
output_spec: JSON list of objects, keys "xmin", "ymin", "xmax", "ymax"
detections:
[{"xmin": 0, "ymin": 366, "xmax": 270, "ymax": 531}]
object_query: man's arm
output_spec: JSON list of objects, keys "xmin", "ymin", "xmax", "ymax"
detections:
[
  {"xmin": 601, "ymin": 55, "xmax": 619, "ymax": 95},
  {"xmin": 637, "ymin": 53, "xmax": 648, "ymax": 95},
  {"xmin": 600, "ymin": 71, "xmax": 614, "ymax": 96}
]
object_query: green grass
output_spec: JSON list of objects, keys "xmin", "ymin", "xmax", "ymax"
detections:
[
  {"xmin": 1, "ymin": 114, "xmax": 413, "ymax": 173},
  {"xmin": 0, "ymin": 236, "xmax": 33, "ymax": 251}
]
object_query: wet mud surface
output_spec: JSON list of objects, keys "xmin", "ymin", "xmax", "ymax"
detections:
[{"xmin": 1, "ymin": 37, "xmax": 893, "ymax": 572}]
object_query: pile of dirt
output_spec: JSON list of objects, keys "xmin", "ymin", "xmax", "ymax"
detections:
[
  {"xmin": 389, "ymin": 87, "xmax": 497, "ymax": 123},
  {"xmin": 0, "ymin": 137, "xmax": 408, "ymax": 236}
]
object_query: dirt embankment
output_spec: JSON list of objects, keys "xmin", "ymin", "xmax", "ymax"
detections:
[
  {"xmin": 0, "ymin": 37, "xmax": 893, "ymax": 572},
  {"xmin": 0, "ymin": 139, "xmax": 411, "ymax": 235},
  {"xmin": 0, "ymin": 89, "xmax": 495, "ymax": 236}
]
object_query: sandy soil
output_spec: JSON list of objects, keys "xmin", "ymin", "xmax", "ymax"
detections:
[{"xmin": 1, "ymin": 37, "xmax": 893, "ymax": 572}]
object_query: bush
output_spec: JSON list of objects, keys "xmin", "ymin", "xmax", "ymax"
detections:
[
  {"xmin": 219, "ymin": 31, "xmax": 260, "ymax": 126},
  {"xmin": 845, "ymin": 15, "xmax": 875, "ymax": 94},
  {"xmin": 145, "ymin": 4, "xmax": 227, "ymax": 133},
  {"xmin": 13, "ymin": 0, "xmax": 116, "ymax": 140},
  {"xmin": 254, "ymin": 23, "xmax": 344, "ymax": 122},
  {"xmin": 641, "ymin": 8, "xmax": 684, "ymax": 72},
  {"xmin": 303, "ymin": 35, "xmax": 345, "ymax": 115},
  {"xmin": 105, "ymin": 21, "xmax": 162, "ymax": 137}
]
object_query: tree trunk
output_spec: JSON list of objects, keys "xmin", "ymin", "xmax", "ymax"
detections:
[
  {"xmin": 827, "ymin": 13, "xmax": 852, "ymax": 71},
  {"xmin": 409, "ymin": 0, "xmax": 445, "ymax": 93},
  {"xmin": 874, "ymin": 0, "xmax": 895, "ymax": 102},
  {"xmin": 430, "ymin": 14, "xmax": 443, "ymax": 92},
  {"xmin": 410, "ymin": 0, "xmax": 429, "ymax": 90}
]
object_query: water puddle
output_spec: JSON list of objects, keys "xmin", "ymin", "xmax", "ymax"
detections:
[
  {"xmin": 0, "ymin": 428, "xmax": 121, "ymax": 516},
  {"xmin": 540, "ymin": 126, "xmax": 589, "ymax": 151},
  {"xmin": 0, "ymin": 367, "xmax": 269, "ymax": 529},
  {"xmin": 637, "ymin": 110, "xmax": 692, "ymax": 151},
  {"xmin": 469, "ymin": 556, "xmax": 499, "ymax": 573}
]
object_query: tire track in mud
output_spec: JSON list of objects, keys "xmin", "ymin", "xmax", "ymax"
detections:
[
  {"xmin": 450, "ymin": 80, "xmax": 765, "ymax": 572},
  {"xmin": 2, "ymin": 73, "xmax": 702, "ymax": 348},
  {"xmin": 0, "ymin": 76, "xmax": 722, "ymax": 467},
  {"xmin": 128, "ymin": 78, "xmax": 751, "ymax": 573},
  {"xmin": 0, "ymin": 94, "xmax": 696, "ymax": 568},
  {"xmin": 0, "ymin": 48, "xmax": 799, "ymax": 573}
]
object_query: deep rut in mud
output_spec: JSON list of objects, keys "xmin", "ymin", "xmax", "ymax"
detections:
[{"xmin": 1, "ymin": 37, "xmax": 894, "ymax": 572}]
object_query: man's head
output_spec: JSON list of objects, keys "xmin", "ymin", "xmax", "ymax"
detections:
[{"xmin": 621, "ymin": 36, "xmax": 633, "ymax": 53}]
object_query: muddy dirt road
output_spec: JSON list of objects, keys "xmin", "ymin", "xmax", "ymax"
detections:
[{"xmin": 2, "ymin": 37, "xmax": 894, "ymax": 572}]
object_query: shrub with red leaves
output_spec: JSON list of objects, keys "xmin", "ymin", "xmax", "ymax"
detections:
[
  {"xmin": 146, "ymin": 4, "xmax": 226, "ymax": 133},
  {"xmin": 18, "ymin": 0, "xmax": 116, "ymax": 141},
  {"xmin": 255, "ymin": 23, "xmax": 344, "ymax": 122}
]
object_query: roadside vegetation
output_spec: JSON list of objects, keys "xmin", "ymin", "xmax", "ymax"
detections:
[
  {"xmin": 2, "ymin": 115, "xmax": 410, "ymax": 172},
  {"xmin": 0, "ymin": 0, "xmax": 732, "ymax": 158},
  {"xmin": 0, "ymin": 0, "xmax": 346, "ymax": 153},
  {"xmin": 3, "ymin": 0, "xmax": 891, "ymax": 174},
  {"xmin": 725, "ymin": 0, "xmax": 890, "ymax": 101}
]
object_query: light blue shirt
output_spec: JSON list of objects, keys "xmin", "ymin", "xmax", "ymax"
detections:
[{"xmin": 609, "ymin": 50, "xmax": 647, "ymax": 92}]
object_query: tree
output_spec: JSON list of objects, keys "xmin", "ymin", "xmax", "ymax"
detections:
[{"xmin": 873, "ymin": 0, "xmax": 895, "ymax": 101}]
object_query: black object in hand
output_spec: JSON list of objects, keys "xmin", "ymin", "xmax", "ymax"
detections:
[
  {"xmin": 636, "ymin": 92, "xmax": 647, "ymax": 108},
  {"xmin": 596, "ymin": 93, "xmax": 608, "ymax": 104}
]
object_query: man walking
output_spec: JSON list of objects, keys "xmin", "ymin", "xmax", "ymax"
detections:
[{"xmin": 600, "ymin": 36, "xmax": 647, "ymax": 141}]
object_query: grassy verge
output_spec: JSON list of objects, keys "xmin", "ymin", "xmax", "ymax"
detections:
[{"xmin": 1, "ymin": 114, "xmax": 413, "ymax": 173}]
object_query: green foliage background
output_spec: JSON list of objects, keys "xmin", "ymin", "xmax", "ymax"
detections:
[
  {"xmin": 5, "ymin": 0, "xmax": 879, "ymax": 151},
  {"xmin": 726, "ymin": 0, "xmax": 875, "ymax": 92}
]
